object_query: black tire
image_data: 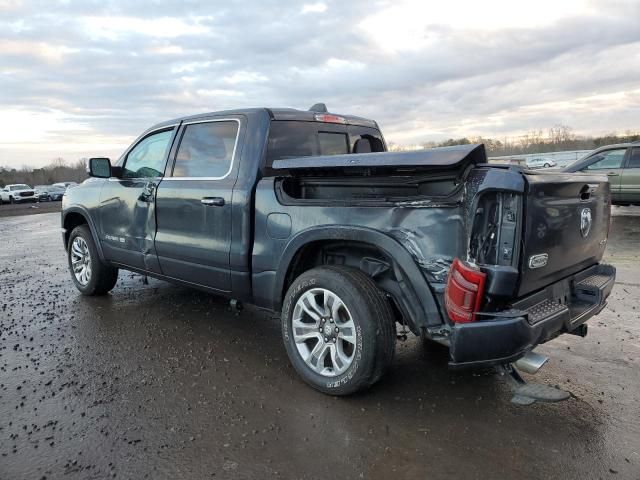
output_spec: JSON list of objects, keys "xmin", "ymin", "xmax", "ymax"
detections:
[
  {"xmin": 67, "ymin": 225, "xmax": 118, "ymax": 295},
  {"xmin": 544, "ymin": 163, "xmax": 551, "ymax": 168},
  {"xmin": 9, "ymin": 196, "xmax": 14, "ymax": 204},
  {"xmin": 281, "ymin": 266, "xmax": 396, "ymax": 395}
]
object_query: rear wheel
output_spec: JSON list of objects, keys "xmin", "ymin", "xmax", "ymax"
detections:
[
  {"xmin": 281, "ymin": 266, "xmax": 396, "ymax": 395},
  {"xmin": 67, "ymin": 225, "xmax": 118, "ymax": 295}
]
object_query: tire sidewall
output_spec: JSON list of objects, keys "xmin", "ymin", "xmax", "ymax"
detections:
[
  {"xmin": 67, "ymin": 225, "xmax": 102, "ymax": 295},
  {"xmin": 282, "ymin": 268, "xmax": 378, "ymax": 394}
]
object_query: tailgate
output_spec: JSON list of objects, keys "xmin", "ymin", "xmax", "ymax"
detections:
[{"xmin": 517, "ymin": 172, "xmax": 611, "ymax": 297}]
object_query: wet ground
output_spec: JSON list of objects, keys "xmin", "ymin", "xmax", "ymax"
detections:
[
  {"xmin": 0, "ymin": 201, "xmax": 61, "ymax": 218},
  {"xmin": 0, "ymin": 208, "xmax": 638, "ymax": 479}
]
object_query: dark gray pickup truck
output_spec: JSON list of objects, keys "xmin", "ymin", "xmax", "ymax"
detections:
[{"xmin": 61, "ymin": 105, "xmax": 616, "ymax": 395}]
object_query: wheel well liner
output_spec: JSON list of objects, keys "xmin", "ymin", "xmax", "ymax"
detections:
[
  {"xmin": 62, "ymin": 208, "xmax": 105, "ymax": 261},
  {"xmin": 274, "ymin": 226, "xmax": 443, "ymax": 332}
]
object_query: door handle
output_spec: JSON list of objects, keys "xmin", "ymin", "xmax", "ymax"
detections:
[
  {"xmin": 201, "ymin": 197, "xmax": 225, "ymax": 206},
  {"xmin": 607, "ymin": 172, "xmax": 619, "ymax": 176},
  {"xmin": 138, "ymin": 182, "xmax": 156, "ymax": 202}
]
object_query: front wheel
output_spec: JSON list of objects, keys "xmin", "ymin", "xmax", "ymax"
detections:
[
  {"xmin": 282, "ymin": 266, "xmax": 396, "ymax": 395},
  {"xmin": 67, "ymin": 225, "xmax": 118, "ymax": 295}
]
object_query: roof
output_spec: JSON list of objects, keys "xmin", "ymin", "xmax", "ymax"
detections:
[
  {"xmin": 272, "ymin": 144, "xmax": 486, "ymax": 171},
  {"xmin": 147, "ymin": 107, "xmax": 378, "ymax": 132}
]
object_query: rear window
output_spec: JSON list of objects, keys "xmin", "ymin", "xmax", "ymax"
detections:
[{"xmin": 265, "ymin": 121, "xmax": 384, "ymax": 169}]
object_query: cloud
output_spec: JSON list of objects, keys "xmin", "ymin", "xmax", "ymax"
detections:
[{"xmin": 0, "ymin": 0, "xmax": 639, "ymax": 167}]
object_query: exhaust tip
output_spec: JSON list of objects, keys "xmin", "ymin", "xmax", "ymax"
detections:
[{"xmin": 514, "ymin": 351, "xmax": 549, "ymax": 375}]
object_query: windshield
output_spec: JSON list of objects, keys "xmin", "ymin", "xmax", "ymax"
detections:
[{"xmin": 10, "ymin": 184, "xmax": 31, "ymax": 190}]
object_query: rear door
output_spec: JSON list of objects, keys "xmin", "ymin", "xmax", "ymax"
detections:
[
  {"xmin": 580, "ymin": 148, "xmax": 627, "ymax": 203},
  {"xmin": 620, "ymin": 147, "xmax": 640, "ymax": 204},
  {"xmin": 154, "ymin": 117, "xmax": 243, "ymax": 292}
]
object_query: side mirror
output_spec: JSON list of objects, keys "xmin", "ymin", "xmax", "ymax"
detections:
[{"xmin": 88, "ymin": 157, "xmax": 112, "ymax": 178}]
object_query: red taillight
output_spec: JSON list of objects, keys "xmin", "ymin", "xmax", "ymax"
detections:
[
  {"xmin": 314, "ymin": 114, "xmax": 346, "ymax": 124},
  {"xmin": 444, "ymin": 258, "xmax": 486, "ymax": 323}
]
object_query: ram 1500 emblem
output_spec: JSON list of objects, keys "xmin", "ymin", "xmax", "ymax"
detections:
[
  {"xmin": 528, "ymin": 253, "xmax": 548, "ymax": 269},
  {"xmin": 580, "ymin": 208, "xmax": 592, "ymax": 238}
]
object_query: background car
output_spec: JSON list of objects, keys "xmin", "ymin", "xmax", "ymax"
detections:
[
  {"xmin": 52, "ymin": 181, "xmax": 78, "ymax": 189},
  {"xmin": 563, "ymin": 142, "xmax": 640, "ymax": 205},
  {"xmin": 34, "ymin": 185, "xmax": 66, "ymax": 202},
  {"xmin": 0, "ymin": 184, "xmax": 37, "ymax": 204},
  {"xmin": 526, "ymin": 158, "xmax": 557, "ymax": 169}
]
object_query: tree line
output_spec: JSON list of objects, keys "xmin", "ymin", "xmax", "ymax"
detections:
[
  {"xmin": 389, "ymin": 125, "xmax": 640, "ymax": 156},
  {"xmin": 2, "ymin": 126, "xmax": 639, "ymax": 187},
  {"xmin": 0, "ymin": 158, "xmax": 88, "ymax": 188}
]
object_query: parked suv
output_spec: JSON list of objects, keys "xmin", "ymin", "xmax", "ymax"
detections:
[
  {"xmin": 61, "ymin": 106, "xmax": 615, "ymax": 395},
  {"xmin": 564, "ymin": 142, "xmax": 640, "ymax": 205},
  {"xmin": 0, "ymin": 184, "xmax": 37, "ymax": 204}
]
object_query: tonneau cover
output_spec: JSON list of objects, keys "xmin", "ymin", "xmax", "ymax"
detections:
[{"xmin": 272, "ymin": 144, "xmax": 486, "ymax": 171}]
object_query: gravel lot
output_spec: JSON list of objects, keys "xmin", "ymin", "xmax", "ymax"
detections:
[
  {"xmin": 0, "ymin": 201, "xmax": 61, "ymax": 218},
  {"xmin": 0, "ymin": 208, "xmax": 638, "ymax": 479}
]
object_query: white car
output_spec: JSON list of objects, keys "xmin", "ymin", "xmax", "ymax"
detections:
[
  {"xmin": 526, "ymin": 158, "xmax": 557, "ymax": 169},
  {"xmin": 0, "ymin": 184, "xmax": 37, "ymax": 204}
]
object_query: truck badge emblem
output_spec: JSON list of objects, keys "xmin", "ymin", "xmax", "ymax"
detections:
[
  {"xmin": 528, "ymin": 253, "xmax": 548, "ymax": 269},
  {"xmin": 580, "ymin": 208, "xmax": 592, "ymax": 238}
]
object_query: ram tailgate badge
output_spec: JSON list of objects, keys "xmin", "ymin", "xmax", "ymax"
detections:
[{"xmin": 528, "ymin": 253, "xmax": 548, "ymax": 269}]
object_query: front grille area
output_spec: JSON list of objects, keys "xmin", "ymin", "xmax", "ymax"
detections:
[{"xmin": 19, "ymin": 191, "xmax": 35, "ymax": 197}]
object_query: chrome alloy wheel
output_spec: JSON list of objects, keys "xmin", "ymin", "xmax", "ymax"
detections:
[
  {"xmin": 292, "ymin": 288, "xmax": 358, "ymax": 377},
  {"xmin": 71, "ymin": 237, "xmax": 92, "ymax": 286}
]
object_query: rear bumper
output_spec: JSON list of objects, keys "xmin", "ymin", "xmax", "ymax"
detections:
[{"xmin": 449, "ymin": 263, "xmax": 616, "ymax": 368}]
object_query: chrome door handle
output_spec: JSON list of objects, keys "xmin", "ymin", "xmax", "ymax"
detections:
[
  {"xmin": 138, "ymin": 182, "xmax": 156, "ymax": 202},
  {"xmin": 201, "ymin": 197, "xmax": 225, "ymax": 206}
]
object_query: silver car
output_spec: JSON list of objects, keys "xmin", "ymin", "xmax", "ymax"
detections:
[{"xmin": 526, "ymin": 158, "xmax": 557, "ymax": 169}]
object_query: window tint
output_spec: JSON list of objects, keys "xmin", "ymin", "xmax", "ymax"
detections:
[
  {"xmin": 173, "ymin": 121, "xmax": 239, "ymax": 178},
  {"xmin": 584, "ymin": 149, "xmax": 626, "ymax": 170},
  {"xmin": 266, "ymin": 121, "xmax": 384, "ymax": 166},
  {"xmin": 318, "ymin": 132, "xmax": 348, "ymax": 156},
  {"xmin": 628, "ymin": 148, "xmax": 640, "ymax": 168},
  {"xmin": 123, "ymin": 129, "xmax": 173, "ymax": 178}
]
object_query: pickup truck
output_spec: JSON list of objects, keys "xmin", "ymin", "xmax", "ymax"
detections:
[
  {"xmin": 0, "ymin": 184, "xmax": 37, "ymax": 204},
  {"xmin": 61, "ymin": 105, "xmax": 616, "ymax": 395}
]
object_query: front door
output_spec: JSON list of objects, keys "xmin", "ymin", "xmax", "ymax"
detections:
[
  {"xmin": 99, "ymin": 127, "xmax": 176, "ymax": 271},
  {"xmin": 154, "ymin": 117, "xmax": 242, "ymax": 292}
]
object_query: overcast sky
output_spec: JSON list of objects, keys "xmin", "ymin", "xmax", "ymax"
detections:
[{"xmin": 1, "ymin": 0, "xmax": 639, "ymax": 168}]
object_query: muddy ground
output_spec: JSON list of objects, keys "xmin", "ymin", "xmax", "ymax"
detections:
[
  {"xmin": 0, "ymin": 208, "xmax": 638, "ymax": 479},
  {"xmin": 0, "ymin": 201, "xmax": 61, "ymax": 218}
]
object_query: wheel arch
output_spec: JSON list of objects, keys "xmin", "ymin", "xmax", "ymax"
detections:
[
  {"xmin": 62, "ymin": 207, "xmax": 105, "ymax": 261},
  {"xmin": 274, "ymin": 226, "xmax": 443, "ymax": 333}
]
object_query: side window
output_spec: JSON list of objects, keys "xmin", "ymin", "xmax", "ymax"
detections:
[
  {"xmin": 627, "ymin": 148, "xmax": 640, "ymax": 169},
  {"xmin": 584, "ymin": 149, "xmax": 626, "ymax": 170},
  {"xmin": 123, "ymin": 129, "xmax": 173, "ymax": 179},
  {"xmin": 172, "ymin": 121, "xmax": 239, "ymax": 178}
]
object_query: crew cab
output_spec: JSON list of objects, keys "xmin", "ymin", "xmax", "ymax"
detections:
[
  {"xmin": 0, "ymin": 184, "xmax": 37, "ymax": 204},
  {"xmin": 61, "ymin": 105, "xmax": 615, "ymax": 395}
]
